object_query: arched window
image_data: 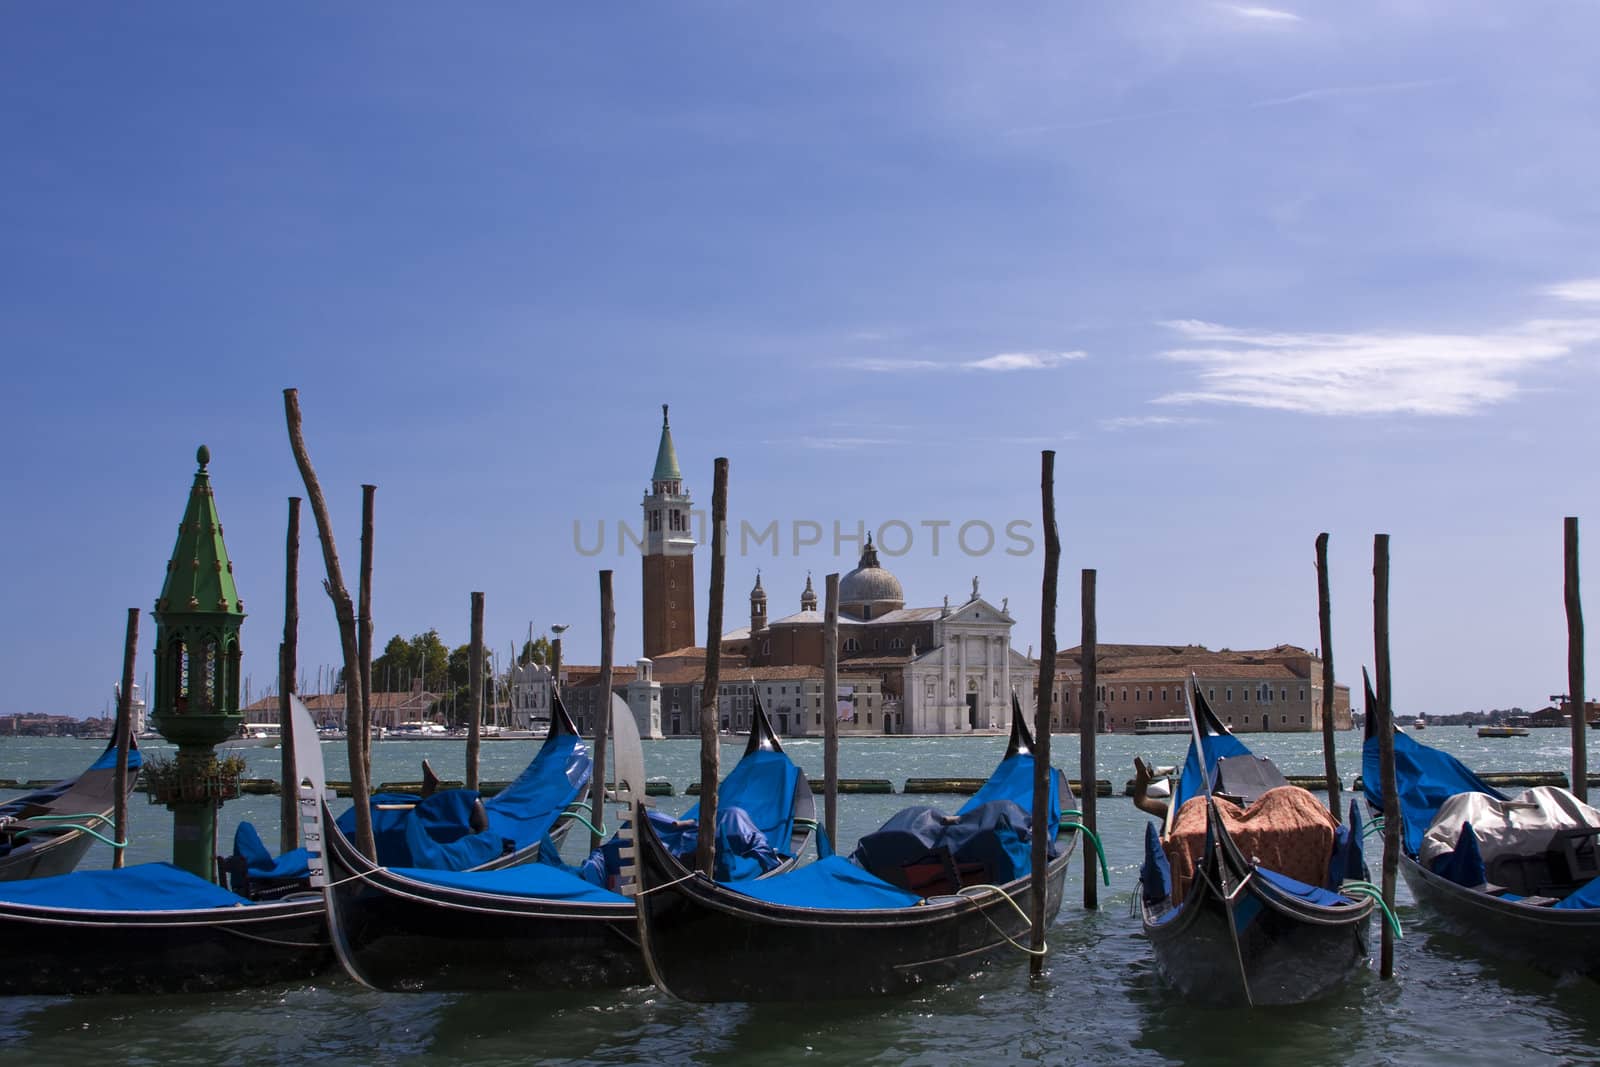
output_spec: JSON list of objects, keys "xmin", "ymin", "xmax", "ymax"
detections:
[
  {"xmin": 843, "ymin": 638, "xmax": 860, "ymax": 653},
  {"xmin": 948, "ymin": 679, "xmax": 956, "ymax": 698},
  {"xmin": 172, "ymin": 639, "xmax": 189, "ymax": 711}
]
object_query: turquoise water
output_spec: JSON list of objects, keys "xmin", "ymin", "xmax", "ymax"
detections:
[{"xmin": 1, "ymin": 728, "xmax": 1597, "ymax": 1066}]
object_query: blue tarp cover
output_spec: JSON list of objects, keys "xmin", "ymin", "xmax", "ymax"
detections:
[
  {"xmin": 1553, "ymin": 875, "xmax": 1600, "ymax": 910},
  {"xmin": 88, "ymin": 744, "xmax": 143, "ymax": 772},
  {"xmin": 1429, "ymin": 821, "xmax": 1487, "ymax": 888},
  {"xmin": 683, "ymin": 748, "xmax": 801, "ymax": 853},
  {"xmin": 958, "ymin": 753, "xmax": 1059, "ymax": 836},
  {"xmin": 233, "ymin": 821, "xmax": 311, "ymax": 880},
  {"xmin": 0, "ymin": 862, "xmax": 250, "ymax": 912},
  {"xmin": 1362, "ymin": 730, "xmax": 1506, "ymax": 856},
  {"xmin": 1142, "ymin": 821, "xmax": 1172, "ymax": 904},
  {"xmin": 852, "ymin": 800, "xmax": 1043, "ymax": 887},
  {"xmin": 1172, "ymin": 724, "xmax": 1251, "ymax": 815},
  {"xmin": 1255, "ymin": 867, "xmax": 1355, "ymax": 907},
  {"xmin": 329, "ymin": 730, "xmax": 592, "ymax": 871},
  {"xmin": 392, "ymin": 861, "xmax": 629, "ymax": 904},
  {"xmin": 579, "ymin": 807, "xmax": 780, "ymax": 886},
  {"xmin": 725, "ymin": 855, "xmax": 922, "ymax": 910}
]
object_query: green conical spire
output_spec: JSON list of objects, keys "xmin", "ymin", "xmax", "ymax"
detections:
[
  {"xmin": 156, "ymin": 444, "xmax": 244, "ymax": 617},
  {"xmin": 652, "ymin": 403, "xmax": 683, "ymax": 483}
]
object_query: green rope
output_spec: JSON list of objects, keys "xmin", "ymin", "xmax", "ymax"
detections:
[
  {"xmin": 561, "ymin": 811, "xmax": 606, "ymax": 839},
  {"xmin": 1341, "ymin": 879, "xmax": 1403, "ymax": 940},
  {"xmin": 1362, "ymin": 816, "xmax": 1387, "ymax": 840},
  {"xmin": 1059, "ymin": 821, "xmax": 1111, "ymax": 886},
  {"xmin": 13, "ymin": 823, "xmax": 127, "ymax": 849},
  {"xmin": 1061, "ymin": 808, "xmax": 1083, "ymax": 819},
  {"xmin": 565, "ymin": 800, "xmax": 594, "ymax": 813},
  {"xmin": 10, "ymin": 812, "xmax": 109, "ymax": 823}
]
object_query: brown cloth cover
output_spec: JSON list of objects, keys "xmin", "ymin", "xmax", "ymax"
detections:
[{"xmin": 1165, "ymin": 786, "xmax": 1337, "ymax": 902}]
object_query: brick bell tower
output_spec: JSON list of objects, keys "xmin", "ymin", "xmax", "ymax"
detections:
[{"xmin": 641, "ymin": 404, "xmax": 696, "ymax": 657}]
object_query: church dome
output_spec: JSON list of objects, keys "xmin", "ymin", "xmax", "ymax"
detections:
[{"xmin": 839, "ymin": 534, "xmax": 904, "ymax": 617}]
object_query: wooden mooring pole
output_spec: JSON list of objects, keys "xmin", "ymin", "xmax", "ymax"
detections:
[
  {"xmin": 358, "ymin": 485, "xmax": 376, "ymax": 784},
  {"xmin": 593, "ymin": 570, "xmax": 615, "ymax": 852},
  {"xmin": 1031, "ymin": 450, "xmax": 1060, "ymax": 976},
  {"xmin": 1316, "ymin": 533, "xmax": 1343, "ymax": 823},
  {"xmin": 697, "ymin": 457, "xmax": 729, "ymax": 877},
  {"xmin": 1080, "ymin": 568, "xmax": 1098, "ymax": 911},
  {"xmin": 824, "ymin": 572, "xmax": 840, "ymax": 849},
  {"xmin": 1565, "ymin": 518, "xmax": 1587, "ymax": 802},
  {"xmin": 284, "ymin": 387, "xmax": 375, "ymax": 860},
  {"xmin": 279, "ymin": 497, "xmax": 301, "ymax": 852},
  {"xmin": 467, "ymin": 592, "xmax": 484, "ymax": 792},
  {"xmin": 112, "ymin": 608, "xmax": 138, "ymax": 869},
  {"xmin": 1374, "ymin": 533, "xmax": 1399, "ymax": 980}
]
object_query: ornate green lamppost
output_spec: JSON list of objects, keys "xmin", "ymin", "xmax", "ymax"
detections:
[{"xmin": 149, "ymin": 445, "xmax": 246, "ymax": 881}]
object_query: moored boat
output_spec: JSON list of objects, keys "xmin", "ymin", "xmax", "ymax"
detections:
[
  {"xmin": 318, "ymin": 690, "xmax": 817, "ymax": 992},
  {"xmin": 634, "ymin": 699, "xmax": 1077, "ymax": 1002},
  {"xmin": 1362, "ymin": 684, "xmax": 1600, "ymax": 976},
  {"xmin": 0, "ymin": 735, "xmax": 143, "ymax": 882},
  {"xmin": 1138, "ymin": 682, "xmax": 1374, "ymax": 1007}
]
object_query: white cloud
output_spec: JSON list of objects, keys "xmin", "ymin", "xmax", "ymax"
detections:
[
  {"xmin": 765, "ymin": 435, "xmax": 898, "ymax": 450},
  {"xmin": 1154, "ymin": 317, "xmax": 1600, "ymax": 416},
  {"xmin": 1546, "ymin": 278, "xmax": 1600, "ymax": 303},
  {"xmin": 1251, "ymin": 80, "xmax": 1444, "ymax": 109},
  {"xmin": 1225, "ymin": 5, "xmax": 1302, "ymax": 22},
  {"xmin": 846, "ymin": 350, "xmax": 1086, "ymax": 373},
  {"xmin": 1100, "ymin": 415, "xmax": 1210, "ymax": 431}
]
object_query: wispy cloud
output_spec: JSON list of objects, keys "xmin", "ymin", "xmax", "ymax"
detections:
[
  {"xmin": 764, "ymin": 435, "xmax": 899, "ymax": 451},
  {"xmin": 1546, "ymin": 278, "xmax": 1600, "ymax": 303},
  {"xmin": 1251, "ymin": 80, "xmax": 1446, "ymax": 109},
  {"xmin": 845, "ymin": 351, "xmax": 1086, "ymax": 373},
  {"xmin": 1153, "ymin": 316, "xmax": 1600, "ymax": 416},
  {"xmin": 1225, "ymin": 5, "xmax": 1302, "ymax": 22},
  {"xmin": 1100, "ymin": 415, "xmax": 1210, "ymax": 432}
]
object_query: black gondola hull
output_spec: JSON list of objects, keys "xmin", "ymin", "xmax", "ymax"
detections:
[
  {"xmin": 0, "ymin": 897, "xmax": 329, "ymax": 996},
  {"xmin": 1143, "ymin": 826, "xmax": 1372, "ymax": 1007},
  {"xmin": 635, "ymin": 818, "xmax": 1075, "ymax": 1002},
  {"xmin": 0, "ymin": 832, "xmax": 99, "ymax": 883},
  {"xmin": 1399, "ymin": 852, "xmax": 1600, "ymax": 976},
  {"xmin": 323, "ymin": 816, "xmax": 644, "ymax": 991}
]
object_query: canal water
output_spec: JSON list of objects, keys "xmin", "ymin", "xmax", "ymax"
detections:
[{"xmin": 1, "ymin": 727, "xmax": 1597, "ymax": 1066}]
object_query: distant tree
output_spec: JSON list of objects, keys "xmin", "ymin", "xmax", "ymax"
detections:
[{"xmin": 519, "ymin": 635, "xmax": 555, "ymax": 667}]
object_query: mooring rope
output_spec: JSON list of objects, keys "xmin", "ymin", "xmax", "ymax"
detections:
[
  {"xmin": 1340, "ymin": 879, "xmax": 1403, "ymax": 939},
  {"xmin": 951, "ymin": 882, "xmax": 1048, "ymax": 957},
  {"xmin": 12, "ymin": 822, "xmax": 126, "ymax": 849},
  {"xmin": 1059, "ymin": 821, "xmax": 1111, "ymax": 886}
]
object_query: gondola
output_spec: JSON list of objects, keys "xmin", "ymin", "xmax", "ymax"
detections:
[
  {"xmin": 317, "ymin": 690, "xmax": 817, "ymax": 991},
  {"xmin": 1360, "ymin": 679, "xmax": 1600, "ymax": 976},
  {"xmin": 0, "ymin": 734, "xmax": 142, "ymax": 882},
  {"xmin": 633, "ymin": 699, "xmax": 1076, "ymax": 1002},
  {"xmin": 222, "ymin": 691, "xmax": 594, "ymax": 897},
  {"xmin": 1138, "ymin": 682, "xmax": 1373, "ymax": 1006},
  {"xmin": 0, "ymin": 698, "xmax": 331, "ymax": 995}
]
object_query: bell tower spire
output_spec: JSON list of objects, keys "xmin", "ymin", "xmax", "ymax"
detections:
[{"xmin": 641, "ymin": 404, "xmax": 696, "ymax": 657}]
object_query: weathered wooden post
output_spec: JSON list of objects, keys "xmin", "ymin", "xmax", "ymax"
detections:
[
  {"xmin": 593, "ymin": 570, "xmax": 615, "ymax": 852},
  {"xmin": 1316, "ymin": 533, "xmax": 1343, "ymax": 823},
  {"xmin": 284, "ymin": 388, "xmax": 375, "ymax": 860},
  {"xmin": 1374, "ymin": 533, "xmax": 1399, "ymax": 980},
  {"xmin": 697, "ymin": 457, "xmax": 729, "ymax": 877},
  {"xmin": 1565, "ymin": 518, "xmax": 1586, "ymax": 801},
  {"xmin": 1080, "ymin": 568, "xmax": 1097, "ymax": 912},
  {"xmin": 1031, "ymin": 450, "xmax": 1060, "ymax": 976},
  {"xmin": 113, "ymin": 608, "xmax": 138, "ymax": 869},
  {"xmin": 279, "ymin": 497, "xmax": 301, "ymax": 853},
  {"xmin": 824, "ymin": 572, "xmax": 841, "ymax": 849},
  {"xmin": 358, "ymin": 485, "xmax": 376, "ymax": 781},
  {"xmin": 468, "ymin": 592, "xmax": 484, "ymax": 792}
]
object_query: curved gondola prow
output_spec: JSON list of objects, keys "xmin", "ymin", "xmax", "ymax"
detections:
[
  {"xmin": 1361, "ymin": 668, "xmax": 1378, "ymax": 746},
  {"xmin": 745, "ymin": 684, "xmax": 785, "ymax": 757},
  {"xmin": 1007, "ymin": 692, "xmax": 1034, "ymax": 759},
  {"xmin": 549, "ymin": 687, "xmax": 581, "ymax": 741}
]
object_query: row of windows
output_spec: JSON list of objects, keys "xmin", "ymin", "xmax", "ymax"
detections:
[{"xmin": 841, "ymin": 637, "xmax": 909, "ymax": 654}]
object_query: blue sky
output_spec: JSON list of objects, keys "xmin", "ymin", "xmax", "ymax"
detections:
[{"xmin": 3, "ymin": 2, "xmax": 1597, "ymax": 719}]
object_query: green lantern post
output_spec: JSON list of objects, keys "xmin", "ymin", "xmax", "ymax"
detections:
[{"xmin": 149, "ymin": 445, "xmax": 247, "ymax": 881}]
